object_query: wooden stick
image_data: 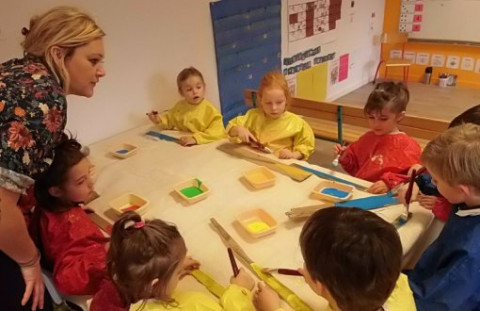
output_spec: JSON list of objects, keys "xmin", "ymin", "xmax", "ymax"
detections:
[{"xmin": 227, "ymin": 248, "xmax": 239, "ymax": 277}]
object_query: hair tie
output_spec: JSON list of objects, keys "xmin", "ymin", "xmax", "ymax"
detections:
[
  {"xmin": 21, "ymin": 27, "xmax": 30, "ymax": 36},
  {"xmin": 134, "ymin": 221, "xmax": 145, "ymax": 229}
]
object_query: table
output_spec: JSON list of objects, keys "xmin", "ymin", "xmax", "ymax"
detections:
[{"xmin": 85, "ymin": 124, "xmax": 433, "ymax": 310}]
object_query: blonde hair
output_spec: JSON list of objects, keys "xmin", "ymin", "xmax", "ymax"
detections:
[
  {"xmin": 421, "ymin": 123, "xmax": 480, "ymax": 190},
  {"xmin": 258, "ymin": 72, "xmax": 292, "ymax": 110},
  {"xmin": 21, "ymin": 6, "xmax": 105, "ymax": 91}
]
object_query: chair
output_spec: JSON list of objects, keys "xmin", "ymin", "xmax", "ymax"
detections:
[{"xmin": 372, "ymin": 32, "xmax": 411, "ymax": 84}]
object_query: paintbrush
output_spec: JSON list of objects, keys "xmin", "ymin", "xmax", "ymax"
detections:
[
  {"xmin": 249, "ymin": 139, "xmax": 273, "ymax": 154},
  {"xmin": 227, "ymin": 247, "xmax": 239, "ymax": 277},
  {"xmin": 396, "ymin": 168, "xmax": 417, "ymax": 226},
  {"xmin": 332, "ymin": 141, "xmax": 347, "ymax": 167},
  {"xmin": 261, "ymin": 268, "xmax": 303, "ymax": 276}
]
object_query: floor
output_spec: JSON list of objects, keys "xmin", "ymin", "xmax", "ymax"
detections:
[
  {"xmin": 335, "ymin": 81, "xmax": 480, "ymax": 121},
  {"xmin": 308, "ymin": 138, "xmax": 346, "ymax": 173},
  {"xmin": 308, "ymin": 81, "xmax": 480, "ymax": 169}
]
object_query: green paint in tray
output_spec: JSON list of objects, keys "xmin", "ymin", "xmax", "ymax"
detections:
[{"xmin": 180, "ymin": 186, "xmax": 203, "ymax": 198}]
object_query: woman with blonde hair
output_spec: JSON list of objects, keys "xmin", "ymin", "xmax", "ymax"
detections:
[{"xmin": 0, "ymin": 6, "xmax": 106, "ymax": 310}]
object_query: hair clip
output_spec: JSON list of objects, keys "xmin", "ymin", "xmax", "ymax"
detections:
[
  {"xmin": 134, "ymin": 221, "xmax": 145, "ymax": 229},
  {"xmin": 21, "ymin": 27, "xmax": 30, "ymax": 36}
]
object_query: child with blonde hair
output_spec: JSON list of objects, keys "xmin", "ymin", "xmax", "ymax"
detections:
[
  {"xmin": 334, "ymin": 81, "xmax": 421, "ymax": 193},
  {"xmin": 408, "ymin": 123, "xmax": 480, "ymax": 310},
  {"xmin": 254, "ymin": 207, "xmax": 416, "ymax": 311},
  {"xmin": 227, "ymin": 72, "xmax": 315, "ymax": 160},
  {"xmin": 91, "ymin": 211, "xmax": 256, "ymax": 310},
  {"xmin": 147, "ymin": 67, "xmax": 225, "ymax": 146}
]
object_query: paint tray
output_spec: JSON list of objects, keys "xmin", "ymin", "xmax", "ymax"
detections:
[
  {"xmin": 236, "ymin": 208, "xmax": 277, "ymax": 238},
  {"xmin": 109, "ymin": 193, "xmax": 149, "ymax": 215},
  {"xmin": 243, "ymin": 167, "xmax": 276, "ymax": 189},
  {"xmin": 110, "ymin": 143, "xmax": 137, "ymax": 159},
  {"xmin": 174, "ymin": 179, "xmax": 210, "ymax": 204},
  {"xmin": 311, "ymin": 180, "xmax": 354, "ymax": 202}
]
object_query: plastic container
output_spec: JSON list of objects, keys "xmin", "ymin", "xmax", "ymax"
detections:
[
  {"xmin": 423, "ymin": 66, "xmax": 432, "ymax": 84},
  {"xmin": 236, "ymin": 208, "xmax": 277, "ymax": 238},
  {"xmin": 243, "ymin": 167, "xmax": 276, "ymax": 189},
  {"xmin": 109, "ymin": 193, "xmax": 149, "ymax": 215},
  {"xmin": 438, "ymin": 77, "xmax": 449, "ymax": 87},
  {"xmin": 111, "ymin": 143, "xmax": 137, "ymax": 159},
  {"xmin": 174, "ymin": 179, "xmax": 210, "ymax": 204},
  {"xmin": 311, "ymin": 180, "xmax": 354, "ymax": 202}
]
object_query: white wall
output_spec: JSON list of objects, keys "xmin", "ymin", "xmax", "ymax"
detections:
[
  {"xmin": 0, "ymin": 0, "xmax": 219, "ymax": 145},
  {"xmin": 1, "ymin": 0, "xmax": 383, "ymax": 145}
]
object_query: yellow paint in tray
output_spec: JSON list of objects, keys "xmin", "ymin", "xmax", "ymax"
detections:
[{"xmin": 246, "ymin": 219, "xmax": 271, "ymax": 233}]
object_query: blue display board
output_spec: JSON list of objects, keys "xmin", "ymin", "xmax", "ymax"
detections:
[{"xmin": 210, "ymin": 0, "xmax": 281, "ymax": 124}]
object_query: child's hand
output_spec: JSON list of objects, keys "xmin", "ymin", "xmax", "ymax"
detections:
[
  {"xmin": 146, "ymin": 110, "xmax": 161, "ymax": 124},
  {"xmin": 417, "ymin": 193, "xmax": 437, "ymax": 210},
  {"xmin": 397, "ymin": 183, "xmax": 419, "ymax": 205},
  {"xmin": 230, "ymin": 268, "xmax": 255, "ymax": 290},
  {"xmin": 367, "ymin": 180, "xmax": 389, "ymax": 194},
  {"xmin": 408, "ymin": 164, "xmax": 424, "ymax": 177},
  {"xmin": 278, "ymin": 149, "xmax": 302, "ymax": 160},
  {"xmin": 231, "ymin": 126, "xmax": 256, "ymax": 143},
  {"xmin": 334, "ymin": 143, "xmax": 348, "ymax": 156},
  {"xmin": 179, "ymin": 136, "xmax": 197, "ymax": 146},
  {"xmin": 253, "ymin": 282, "xmax": 281, "ymax": 311},
  {"xmin": 180, "ymin": 256, "xmax": 201, "ymax": 278}
]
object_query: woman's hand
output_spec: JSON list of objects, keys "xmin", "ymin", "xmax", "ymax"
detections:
[
  {"xmin": 367, "ymin": 180, "xmax": 389, "ymax": 194},
  {"xmin": 230, "ymin": 268, "xmax": 255, "ymax": 290},
  {"xmin": 20, "ymin": 261, "xmax": 44, "ymax": 310},
  {"xmin": 253, "ymin": 282, "xmax": 281, "ymax": 311},
  {"xmin": 178, "ymin": 136, "xmax": 197, "ymax": 146}
]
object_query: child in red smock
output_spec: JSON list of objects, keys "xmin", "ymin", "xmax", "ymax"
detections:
[
  {"xmin": 31, "ymin": 136, "xmax": 108, "ymax": 295},
  {"xmin": 334, "ymin": 82, "xmax": 421, "ymax": 194}
]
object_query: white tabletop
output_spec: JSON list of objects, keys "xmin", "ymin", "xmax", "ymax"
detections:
[{"xmin": 85, "ymin": 124, "xmax": 433, "ymax": 310}]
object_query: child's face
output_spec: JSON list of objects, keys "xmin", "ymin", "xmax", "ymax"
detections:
[
  {"xmin": 180, "ymin": 75, "xmax": 205, "ymax": 105},
  {"xmin": 164, "ymin": 255, "xmax": 186, "ymax": 297},
  {"xmin": 366, "ymin": 108, "xmax": 404, "ymax": 136},
  {"xmin": 260, "ymin": 87, "xmax": 287, "ymax": 119},
  {"xmin": 428, "ymin": 166, "xmax": 464, "ymax": 204},
  {"xmin": 56, "ymin": 158, "xmax": 95, "ymax": 204}
]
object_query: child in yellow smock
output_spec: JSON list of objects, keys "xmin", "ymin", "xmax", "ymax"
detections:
[
  {"xmin": 91, "ymin": 211, "xmax": 256, "ymax": 311},
  {"xmin": 147, "ymin": 67, "xmax": 226, "ymax": 146},
  {"xmin": 253, "ymin": 208, "xmax": 416, "ymax": 311},
  {"xmin": 227, "ymin": 72, "xmax": 314, "ymax": 160}
]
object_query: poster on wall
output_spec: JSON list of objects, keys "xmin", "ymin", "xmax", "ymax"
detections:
[
  {"xmin": 287, "ymin": 0, "xmax": 342, "ymax": 42},
  {"xmin": 330, "ymin": 59, "xmax": 339, "ymax": 85}
]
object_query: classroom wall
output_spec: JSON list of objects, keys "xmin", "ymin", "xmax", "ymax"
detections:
[
  {"xmin": 1, "ymin": 0, "xmax": 387, "ymax": 145},
  {"xmin": 0, "ymin": 0, "xmax": 220, "ymax": 145},
  {"xmin": 382, "ymin": 0, "xmax": 480, "ymax": 89},
  {"xmin": 280, "ymin": 0, "xmax": 385, "ymax": 102}
]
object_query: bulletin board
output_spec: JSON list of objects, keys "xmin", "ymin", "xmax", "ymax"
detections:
[
  {"xmin": 210, "ymin": 0, "xmax": 281, "ymax": 124},
  {"xmin": 399, "ymin": 0, "xmax": 480, "ymax": 44}
]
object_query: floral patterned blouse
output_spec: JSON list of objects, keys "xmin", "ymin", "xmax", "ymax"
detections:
[{"xmin": 0, "ymin": 55, "xmax": 67, "ymax": 194}]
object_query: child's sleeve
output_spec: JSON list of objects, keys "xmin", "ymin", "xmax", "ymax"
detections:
[
  {"xmin": 292, "ymin": 120, "xmax": 315, "ymax": 160},
  {"xmin": 42, "ymin": 210, "xmax": 108, "ymax": 295},
  {"xmin": 192, "ymin": 106, "xmax": 226, "ymax": 144},
  {"xmin": 339, "ymin": 142, "xmax": 360, "ymax": 176},
  {"xmin": 380, "ymin": 137, "xmax": 422, "ymax": 189},
  {"xmin": 220, "ymin": 284, "xmax": 255, "ymax": 311},
  {"xmin": 157, "ymin": 110, "xmax": 175, "ymax": 130},
  {"xmin": 409, "ymin": 254, "xmax": 480, "ymax": 310}
]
